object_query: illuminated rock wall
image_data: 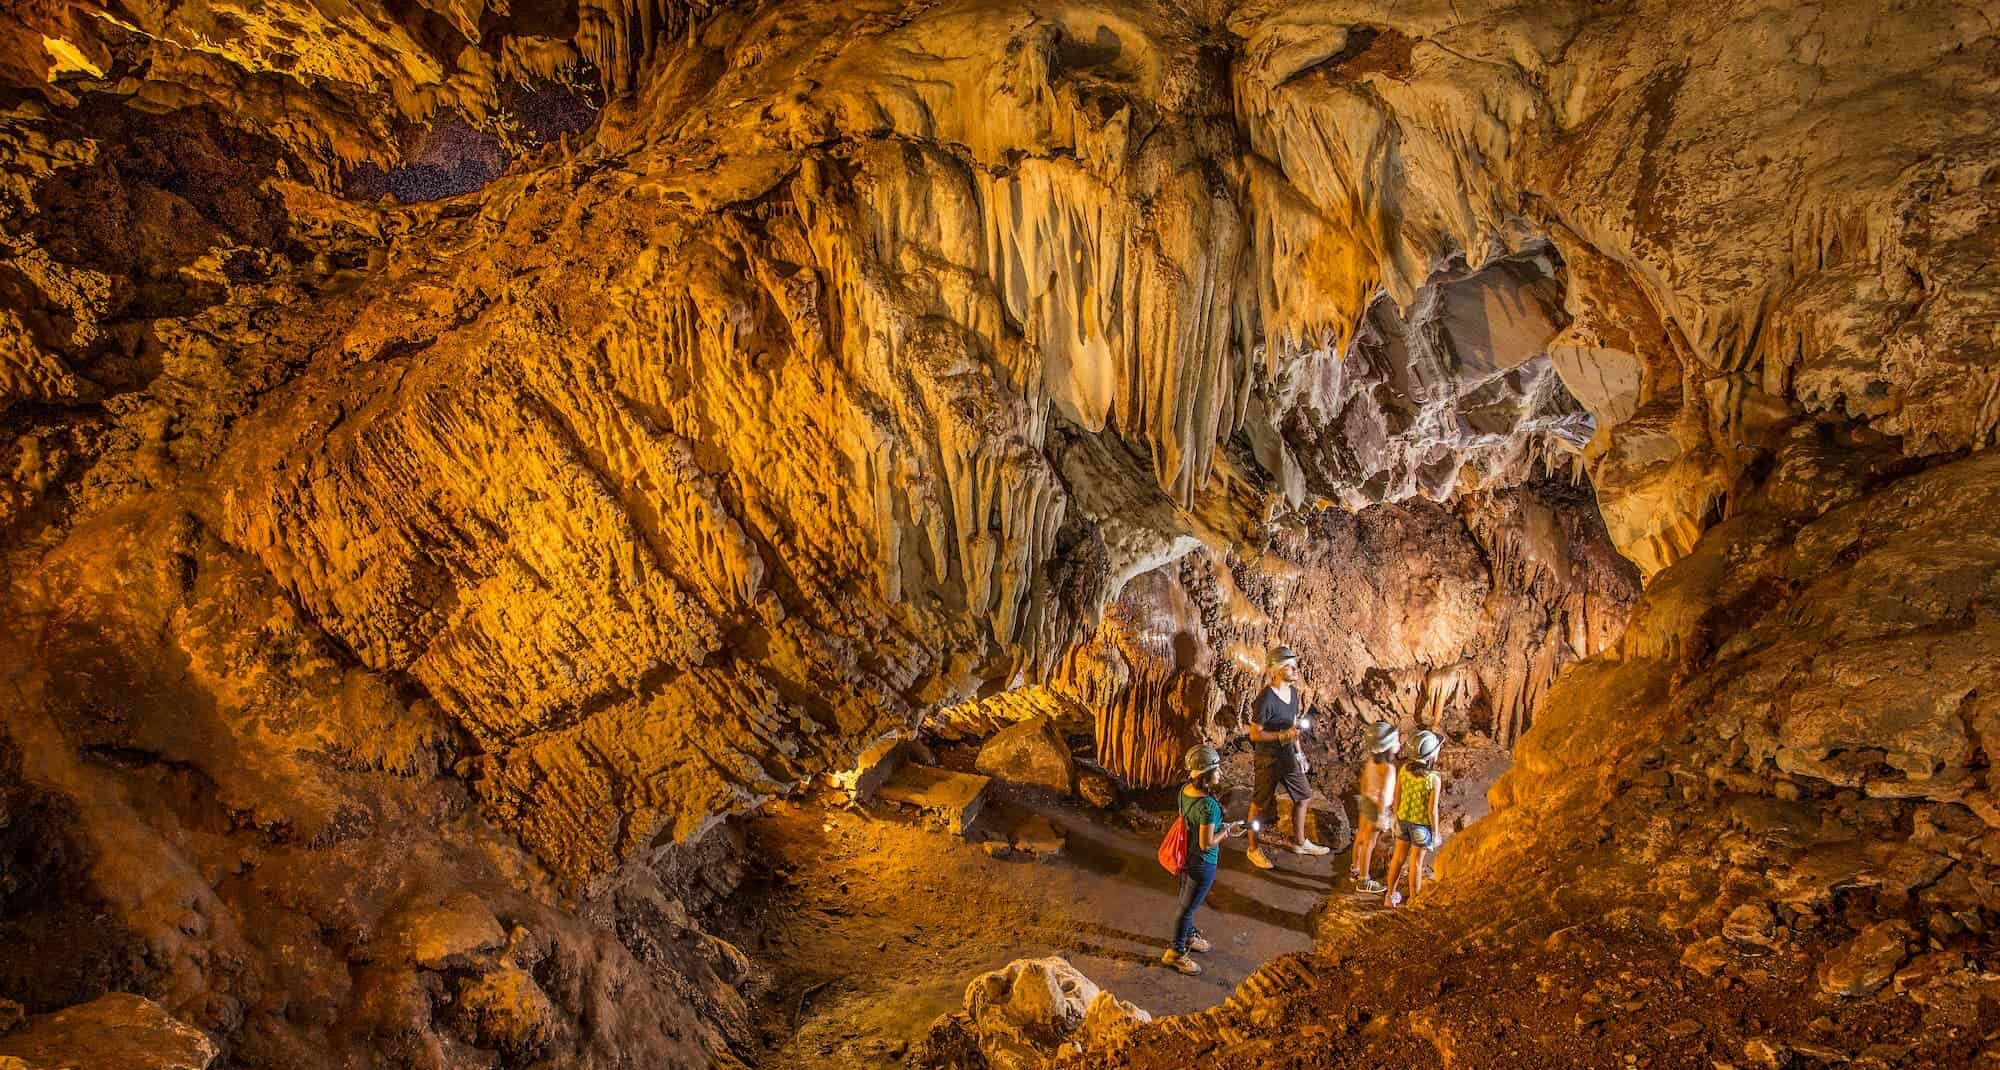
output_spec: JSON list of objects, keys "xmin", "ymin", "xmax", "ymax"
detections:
[
  {"xmin": 947, "ymin": 478, "xmax": 1638, "ymax": 789},
  {"xmin": 2, "ymin": 0, "xmax": 1997, "ymax": 1064}
]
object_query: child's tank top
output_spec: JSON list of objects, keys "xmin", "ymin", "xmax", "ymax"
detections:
[{"xmin": 1395, "ymin": 766, "xmax": 1438, "ymax": 825}]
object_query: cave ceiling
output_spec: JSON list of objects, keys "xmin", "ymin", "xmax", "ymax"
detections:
[{"xmin": 2, "ymin": 2, "xmax": 1999, "ymax": 1062}]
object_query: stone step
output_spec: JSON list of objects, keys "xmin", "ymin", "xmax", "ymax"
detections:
[
  {"xmin": 831, "ymin": 734, "xmax": 908, "ymax": 801},
  {"xmin": 878, "ymin": 763, "xmax": 992, "ymax": 835}
]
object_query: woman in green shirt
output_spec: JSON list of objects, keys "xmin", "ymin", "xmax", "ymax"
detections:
[{"xmin": 1164, "ymin": 745, "xmax": 1245, "ymax": 975}]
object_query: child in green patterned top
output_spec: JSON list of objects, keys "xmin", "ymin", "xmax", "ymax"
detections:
[{"xmin": 1382, "ymin": 730, "xmax": 1442, "ymax": 908}]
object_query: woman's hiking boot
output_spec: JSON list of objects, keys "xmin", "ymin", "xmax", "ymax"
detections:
[
  {"xmin": 1161, "ymin": 949, "xmax": 1202, "ymax": 975},
  {"xmin": 1186, "ymin": 932, "xmax": 1212, "ymax": 953},
  {"xmin": 1245, "ymin": 846, "xmax": 1275, "ymax": 869}
]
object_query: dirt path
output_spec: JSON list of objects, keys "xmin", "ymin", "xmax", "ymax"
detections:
[{"xmin": 718, "ymin": 782, "xmax": 1343, "ymax": 1068}]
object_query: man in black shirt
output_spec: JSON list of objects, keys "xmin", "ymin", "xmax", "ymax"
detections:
[{"xmin": 1245, "ymin": 644, "xmax": 1330, "ymax": 869}]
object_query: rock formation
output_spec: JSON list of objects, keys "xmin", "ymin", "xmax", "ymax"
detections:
[
  {"xmin": 911, "ymin": 956, "xmax": 1149, "ymax": 1070},
  {"xmin": 1, "ymin": 0, "xmax": 1996, "ymax": 1064},
  {"xmin": 974, "ymin": 715, "xmax": 1076, "ymax": 796},
  {"xmin": 0, "ymin": 993, "xmax": 216, "ymax": 1070},
  {"xmin": 1016, "ymin": 477, "xmax": 1636, "ymax": 787}
]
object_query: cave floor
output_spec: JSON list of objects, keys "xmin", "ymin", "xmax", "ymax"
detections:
[{"xmin": 718, "ymin": 780, "xmax": 1349, "ymax": 1068}]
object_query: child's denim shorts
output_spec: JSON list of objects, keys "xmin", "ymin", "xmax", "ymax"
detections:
[{"xmin": 1396, "ymin": 820, "xmax": 1434, "ymax": 848}]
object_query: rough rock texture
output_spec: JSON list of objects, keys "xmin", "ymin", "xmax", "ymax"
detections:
[
  {"xmin": 1054, "ymin": 438, "xmax": 2000, "ymax": 1067},
  {"xmin": 974, "ymin": 716, "xmax": 1076, "ymax": 795},
  {"xmin": 3, "ymin": 0, "xmax": 1999, "ymax": 1063},
  {"xmin": 1820, "ymin": 920, "xmax": 1916, "ymax": 998},
  {"xmin": 913, "ymin": 957, "xmax": 1148, "ymax": 1070},
  {"xmin": 946, "ymin": 478, "xmax": 1635, "ymax": 787},
  {"xmin": 3, "ymin": 490, "xmax": 757, "ymax": 1067},
  {"xmin": 0, "ymin": 993, "xmax": 215, "ymax": 1070}
]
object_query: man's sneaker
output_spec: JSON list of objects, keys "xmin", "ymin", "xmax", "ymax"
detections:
[
  {"xmin": 1293, "ymin": 840, "xmax": 1331, "ymax": 857},
  {"xmin": 1245, "ymin": 846, "xmax": 1275, "ymax": 870},
  {"xmin": 1358, "ymin": 878, "xmax": 1386, "ymax": 894},
  {"xmin": 1187, "ymin": 933, "xmax": 1213, "ymax": 953},
  {"xmin": 1162, "ymin": 949, "xmax": 1202, "ymax": 975}
]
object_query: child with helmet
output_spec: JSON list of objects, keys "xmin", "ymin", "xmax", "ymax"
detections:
[
  {"xmin": 1348, "ymin": 720, "xmax": 1400, "ymax": 894},
  {"xmin": 1382, "ymin": 729, "xmax": 1443, "ymax": 908},
  {"xmin": 1162, "ymin": 743, "xmax": 1246, "ymax": 975}
]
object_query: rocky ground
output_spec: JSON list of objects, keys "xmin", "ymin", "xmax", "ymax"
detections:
[
  {"xmin": 716, "ymin": 721, "xmax": 1509, "ymax": 1068},
  {"xmin": 1053, "ymin": 854, "xmax": 1994, "ymax": 1070},
  {"xmin": 720, "ymin": 785, "xmax": 1331, "ymax": 1068}
]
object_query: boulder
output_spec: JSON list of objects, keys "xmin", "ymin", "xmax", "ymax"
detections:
[
  {"xmin": 880, "ymin": 764, "xmax": 993, "ymax": 835},
  {"xmin": 0, "ymin": 994, "xmax": 216, "ymax": 1070},
  {"xmin": 1077, "ymin": 989, "xmax": 1150, "ymax": 1047},
  {"xmin": 1275, "ymin": 799, "xmax": 1351, "ymax": 852},
  {"xmin": 1742, "ymin": 1036, "xmax": 1790, "ymax": 1069},
  {"xmin": 831, "ymin": 734, "xmax": 906, "ymax": 801},
  {"xmin": 1722, "ymin": 903, "xmax": 1779, "ymax": 949},
  {"xmin": 1680, "ymin": 936, "xmax": 1730, "ymax": 978},
  {"xmin": 373, "ymin": 890, "xmax": 507, "ymax": 969},
  {"xmin": 952, "ymin": 957, "xmax": 1149, "ymax": 1070},
  {"xmin": 453, "ymin": 966, "xmax": 560, "ymax": 1056},
  {"xmin": 1009, "ymin": 814, "xmax": 1065, "ymax": 857},
  {"xmin": 975, "ymin": 716, "xmax": 1075, "ymax": 795},
  {"xmin": 1819, "ymin": 920, "xmax": 1914, "ymax": 997},
  {"xmin": 1076, "ymin": 768, "xmax": 1119, "ymax": 809}
]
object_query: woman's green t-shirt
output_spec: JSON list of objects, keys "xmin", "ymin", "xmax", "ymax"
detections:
[{"xmin": 1179, "ymin": 788, "xmax": 1223, "ymax": 865}]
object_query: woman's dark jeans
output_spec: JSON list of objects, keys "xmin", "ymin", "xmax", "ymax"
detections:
[{"xmin": 1172, "ymin": 854, "xmax": 1218, "ymax": 952}]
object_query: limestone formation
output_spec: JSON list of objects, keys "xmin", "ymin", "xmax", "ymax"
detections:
[
  {"xmin": 1024, "ymin": 481, "xmax": 1635, "ymax": 787},
  {"xmin": 917, "ymin": 957, "xmax": 1148, "ymax": 1070},
  {"xmin": 2, "ymin": 0, "xmax": 1998, "ymax": 1064},
  {"xmin": 974, "ymin": 716, "xmax": 1076, "ymax": 796},
  {"xmin": 0, "ymin": 994, "xmax": 215, "ymax": 1070}
]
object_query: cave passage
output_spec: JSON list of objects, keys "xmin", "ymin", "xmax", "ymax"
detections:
[
  {"xmin": 714, "ymin": 244, "xmax": 1640, "ymax": 1063},
  {"xmin": 3, "ymin": 1, "xmax": 1998, "ymax": 1068}
]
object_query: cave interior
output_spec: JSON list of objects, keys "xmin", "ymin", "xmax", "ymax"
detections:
[{"xmin": 1, "ymin": 0, "xmax": 1998, "ymax": 1068}]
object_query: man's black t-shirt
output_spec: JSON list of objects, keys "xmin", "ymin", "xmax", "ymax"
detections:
[{"xmin": 1254, "ymin": 685, "xmax": 1299, "ymax": 764}]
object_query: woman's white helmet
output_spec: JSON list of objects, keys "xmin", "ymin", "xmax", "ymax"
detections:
[
  {"xmin": 1412, "ymin": 730, "xmax": 1442, "ymax": 763},
  {"xmin": 1368, "ymin": 720, "xmax": 1400, "ymax": 753},
  {"xmin": 1184, "ymin": 744, "xmax": 1222, "ymax": 777}
]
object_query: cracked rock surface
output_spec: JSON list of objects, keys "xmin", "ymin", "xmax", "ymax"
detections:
[{"xmin": 2, "ymin": 0, "xmax": 1998, "ymax": 1065}]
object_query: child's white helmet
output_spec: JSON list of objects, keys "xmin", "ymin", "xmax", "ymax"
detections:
[
  {"xmin": 1369, "ymin": 720, "xmax": 1400, "ymax": 753},
  {"xmin": 1413, "ymin": 730, "xmax": 1441, "ymax": 762}
]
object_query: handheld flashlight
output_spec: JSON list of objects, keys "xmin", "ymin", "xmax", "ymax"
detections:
[
  {"xmin": 1298, "ymin": 716, "xmax": 1313, "ymax": 730},
  {"xmin": 1250, "ymin": 819, "xmax": 1262, "ymax": 831}
]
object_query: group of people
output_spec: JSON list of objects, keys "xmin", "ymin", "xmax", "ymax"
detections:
[{"xmin": 1161, "ymin": 645, "xmax": 1446, "ymax": 976}]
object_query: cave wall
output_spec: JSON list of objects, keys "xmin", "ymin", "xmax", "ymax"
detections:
[
  {"xmin": 1446, "ymin": 428, "xmax": 2000, "ymax": 948},
  {"xmin": 942, "ymin": 477, "xmax": 1637, "ymax": 788},
  {"xmin": 2, "ymin": 0, "xmax": 1633, "ymax": 900},
  {"xmin": 2, "ymin": 0, "xmax": 1997, "ymax": 1064}
]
